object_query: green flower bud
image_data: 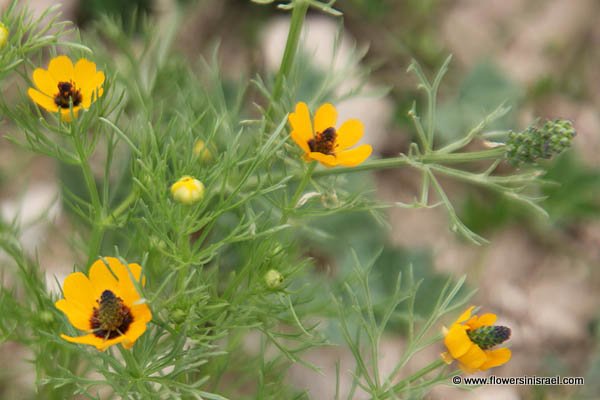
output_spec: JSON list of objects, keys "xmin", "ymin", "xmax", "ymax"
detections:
[
  {"xmin": 171, "ymin": 309, "xmax": 187, "ymax": 324},
  {"xmin": 264, "ymin": 269, "xmax": 284, "ymax": 289},
  {"xmin": 39, "ymin": 311, "xmax": 54, "ymax": 324},
  {"xmin": 505, "ymin": 119, "xmax": 576, "ymax": 166}
]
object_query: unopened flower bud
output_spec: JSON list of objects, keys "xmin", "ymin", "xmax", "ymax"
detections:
[
  {"xmin": 505, "ymin": 119, "xmax": 576, "ymax": 166},
  {"xmin": 193, "ymin": 140, "xmax": 213, "ymax": 162},
  {"xmin": 171, "ymin": 309, "xmax": 187, "ymax": 324},
  {"xmin": 264, "ymin": 269, "xmax": 284, "ymax": 289},
  {"xmin": 39, "ymin": 311, "xmax": 54, "ymax": 323},
  {"xmin": 170, "ymin": 176, "xmax": 205, "ymax": 204},
  {"xmin": 0, "ymin": 23, "xmax": 8, "ymax": 49}
]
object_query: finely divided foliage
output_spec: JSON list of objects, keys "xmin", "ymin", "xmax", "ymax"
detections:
[{"xmin": 0, "ymin": 0, "xmax": 574, "ymax": 398}]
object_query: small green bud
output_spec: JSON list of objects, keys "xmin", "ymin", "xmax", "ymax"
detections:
[
  {"xmin": 39, "ymin": 311, "xmax": 54, "ymax": 323},
  {"xmin": 171, "ymin": 309, "xmax": 187, "ymax": 324},
  {"xmin": 264, "ymin": 269, "xmax": 284, "ymax": 289},
  {"xmin": 505, "ymin": 119, "xmax": 576, "ymax": 166}
]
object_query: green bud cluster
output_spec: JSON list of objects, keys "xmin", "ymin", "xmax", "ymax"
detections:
[
  {"xmin": 467, "ymin": 325, "xmax": 511, "ymax": 350},
  {"xmin": 505, "ymin": 119, "xmax": 576, "ymax": 166}
]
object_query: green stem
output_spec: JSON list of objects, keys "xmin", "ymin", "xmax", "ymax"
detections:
[
  {"xmin": 421, "ymin": 147, "xmax": 505, "ymax": 163},
  {"xmin": 73, "ymin": 138, "xmax": 105, "ymax": 265},
  {"xmin": 383, "ymin": 358, "xmax": 446, "ymax": 398},
  {"xmin": 281, "ymin": 161, "xmax": 316, "ymax": 223},
  {"xmin": 267, "ymin": 0, "xmax": 309, "ymax": 120},
  {"xmin": 310, "ymin": 147, "xmax": 505, "ymax": 179},
  {"xmin": 102, "ymin": 190, "xmax": 138, "ymax": 226}
]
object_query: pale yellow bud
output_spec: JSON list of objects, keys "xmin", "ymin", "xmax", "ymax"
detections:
[
  {"xmin": 0, "ymin": 23, "xmax": 8, "ymax": 49},
  {"xmin": 170, "ymin": 176, "xmax": 205, "ymax": 205},
  {"xmin": 193, "ymin": 140, "xmax": 213, "ymax": 162},
  {"xmin": 264, "ymin": 269, "xmax": 284, "ymax": 289}
]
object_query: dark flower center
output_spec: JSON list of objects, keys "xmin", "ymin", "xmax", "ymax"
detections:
[
  {"xmin": 467, "ymin": 325, "xmax": 511, "ymax": 350},
  {"xmin": 54, "ymin": 81, "xmax": 82, "ymax": 109},
  {"xmin": 308, "ymin": 127, "xmax": 337, "ymax": 155},
  {"xmin": 90, "ymin": 290, "xmax": 133, "ymax": 340}
]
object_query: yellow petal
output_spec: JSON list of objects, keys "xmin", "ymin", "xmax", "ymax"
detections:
[
  {"xmin": 467, "ymin": 313, "xmax": 497, "ymax": 330},
  {"xmin": 59, "ymin": 107, "xmax": 80, "ymax": 122},
  {"xmin": 291, "ymin": 130, "xmax": 310, "ymax": 154},
  {"xmin": 456, "ymin": 343, "xmax": 487, "ymax": 370},
  {"xmin": 455, "ymin": 306, "xmax": 476, "ymax": 324},
  {"xmin": 480, "ymin": 348, "xmax": 511, "ymax": 370},
  {"xmin": 122, "ymin": 320, "xmax": 149, "ymax": 349},
  {"xmin": 60, "ymin": 333, "xmax": 127, "ymax": 352},
  {"xmin": 32, "ymin": 68, "xmax": 57, "ymax": 97},
  {"xmin": 55, "ymin": 299, "xmax": 91, "ymax": 331},
  {"xmin": 74, "ymin": 58, "xmax": 97, "ymax": 85},
  {"xmin": 335, "ymin": 145, "xmax": 372, "ymax": 167},
  {"xmin": 88, "ymin": 258, "xmax": 118, "ymax": 295},
  {"xmin": 314, "ymin": 103, "xmax": 337, "ymax": 134},
  {"xmin": 131, "ymin": 302, "xmax": 152, "ymax": 324},
  {"xmin": 308, "ymin": 152, "xmax": 338, "ymax": 167},
  {"xmin": 444, "ymin": 325, "xmax": 472, "ymax": 358},
  {"xmin": 47, "ymin": 55, "xmax": 74, "ymax": 83},
  {"xmin": 80, "ymin": 71, "xmax": 105, "ymax": 108},
  {"xmin": 336, "ymin": 119, "xmax": 364, "ymax": 150},
  {"xmin": 289, "ymin": 102, "xmax": 313, "ymax": 143},
  {"xmin": 61, "ymin": 272, "xmax": 96, "ymax": 310},
  {"xmin": 28, "ymin": 88, "xmax": 58, "ymax": 113}
]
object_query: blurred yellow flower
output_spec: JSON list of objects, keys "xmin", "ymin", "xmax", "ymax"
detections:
[
  {"xmin": 441, "ymin": 306, "xmax": 511, "ymax": 373},
  {"xmin": 55, "ymin": 257, "xmax": 152, "ymax": 351},
  {"xmin": 0, "ymin": 22, "xmax": 8, "ymax": 48},
  {"xmin": 288, "ymin": 102, "xmax": 372, "ymax": 167},
  {"xmin": 28, "ymin": 55, "xmax": 105, "ymax": 120},
  {"xmin": 193, "ymin": 139, "xmax": 213, "ymax": 162},
  {"xmin": 171, "ymin": 176, "xmax": 205, "ymax": 204}
]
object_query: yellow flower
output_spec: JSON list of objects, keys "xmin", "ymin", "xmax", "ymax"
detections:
[
  {"xmin": 288, "ymin": 102, "xmax": 372, "ymax": 167},
  {"xmin": 171, "ymin": 175, "xmax": 205, "ymax": 204},
  {"xmin": 0, "ymin": 22, "xmax": 8, "ymax": 48},
  {"xmin": 28, "ymin": 55, "xmax": 105, "ymax": 120},
  {"xmin": 55, "ymin": 257, "xmax": 152, "ymax": 351},
  {"xmin": 193, "ymin": 139, "xmax": 214, "ymax": 162},
  {"xmin": 441, "ymin": 306, "xmax": 511, "ymax": 373}
]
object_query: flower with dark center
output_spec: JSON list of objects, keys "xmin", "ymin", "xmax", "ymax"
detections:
[
  {"xmin": 289, "ymin": 102, "xmax": 372, "ymax": 167},
  {"xmin": 54, "ymin": 81, "xmax": 82, "ymax": 109},
  {"xmin": 28, "ymin": 55, "xmax": 104, "ymax": 121},
  {"xmin": 441, "ymin": 306, "xmax": 511, "ymax": 373},
  {"xmin": 55, "ymin": 257, "xmax": 152, "ymax": 351}
]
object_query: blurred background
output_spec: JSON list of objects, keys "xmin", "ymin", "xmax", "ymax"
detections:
[{"xmin": 1, "ymin": 0, "xmax": 600, "ymax": 399}]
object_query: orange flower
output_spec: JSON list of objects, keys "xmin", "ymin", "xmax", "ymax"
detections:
[
  {"xmin": 55, "ymin": 257, "xmax": 152, "ymax": 351},
  {"xmin": 28, "ymin": 55, "xmax": 104, "ymax": 120},
  {"xmin": 441, "ymin": 306, "xmax": 511, "ymax": 373},
  {"xmin": 288, "ymin": 102, "xmax": 372, "ymax": 167}
]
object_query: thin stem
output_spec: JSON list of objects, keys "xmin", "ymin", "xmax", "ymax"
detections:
[
  {"xmin": 267, "ymin": 0, "xmax": 309, "ymax": 121},
  {"xmin": 103, "ymin": 190, "xmax": 138, "ymax": 226},
  {"xmin": 408, "ymin": 106, "xmax": 430, "ymax": 152},
  {"xmin": 309, "ymin": 147, "xmax": 505, "ymax": 179},
  {"xmin": 420, "ymin": 147, "xmax": 505, "ymax": 164},
  {"xmin": 73, "ymin": 134, "xmax": 105, "ymax": 265},
  {"xmin": 281, "ymin": 161, "xmax": 316, "ymax": 223},
  {"xmin": 382, "ymin": 359, "xmax": 446, "ymax": 398}
]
